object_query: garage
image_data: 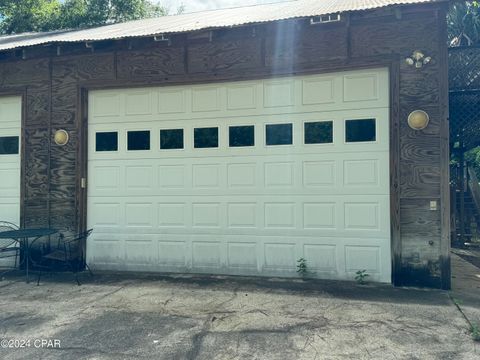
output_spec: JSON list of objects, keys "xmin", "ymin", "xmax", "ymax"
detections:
[
  {"xmin": 0, "ymin": 0, "xmax": 452, "ymax": 288},
  {"xmin": 87, "ymin": 68, "xmax": 391, "ymax": 282}
]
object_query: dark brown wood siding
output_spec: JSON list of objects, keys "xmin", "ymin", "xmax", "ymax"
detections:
[{"xmin": 0, "ymin": 4, "xmax": 450, "ymax": 288}]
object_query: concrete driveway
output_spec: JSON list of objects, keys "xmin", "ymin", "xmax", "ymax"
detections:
[{"xmin": 0, "ymin": 267, "xmax": 478, "ymax": 360}]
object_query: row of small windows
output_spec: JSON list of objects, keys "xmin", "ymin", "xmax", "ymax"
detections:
[
  {"xmin": 0, "ymin": 119, "xmax": 376, "ymax": 155},
  {"xmin": 95, "ymin": 119, "xmax": 377, "ymax": 152}
]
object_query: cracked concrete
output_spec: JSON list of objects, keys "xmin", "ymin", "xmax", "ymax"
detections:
[
  {"xmin": 0, "ymin": 266, "xmax": 478, "ymax": 359},
  {"xmin": 452, "ymin": 251, "xmax": 480, "ymax": 325}
]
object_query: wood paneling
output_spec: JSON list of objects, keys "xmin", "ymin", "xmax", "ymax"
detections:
[
  {"xmin": 23, "ymin": 128, "xmax": 49, "ymax": 199},
  {"xmin": 265, "ymin": 24, "xmax": 348, "ymax": 67},
  {"xmin": 189, "ymin": 38, "xmax": 262, "ymax": 73},
  {"xmin": 0, "ymin": 58, "xmax": 49, "ymax": 86},
  {"xmin": 437, "ymin": 8, "xmax": 451, "ymax": 290},
  {"xmin": 25, "ymin": 84, "xmax": 50, "ymax": 128},
  {"xmin": 117, "ymin": 47, "xmax": 185, "ymax": 79},
  {"xmin": 0, "ymin": 3, "xmax": 450, "ymax": 287}
]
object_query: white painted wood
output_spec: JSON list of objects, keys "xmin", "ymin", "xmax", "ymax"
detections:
[{"xmin": 87, "ymin": 68, "xmax": 391, "ymax": 282}]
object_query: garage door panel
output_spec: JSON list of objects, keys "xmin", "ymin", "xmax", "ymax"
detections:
[
  {"xmin": 88, "ymin": 72, "xmax": 388, "ymax": 126},
  {"xmin": 226, "ymin": 83, "xmax": 258, "ymax": 110},
  {"xmin": 87, "ymin": 238, "xmax": 124, "ymax": 266},
  {"xmin": 158, "ymin": 89, "xmax": 186, "ymax": 114},
  {"xmin": 88, "ymin": 202, "xmax": 121, "ymax": 228},
  {"xmin": 345, "ymin": 246, "xmax": 382, "ymax": 273},
  {"xmin": 88, "ymin": 156, "xmax": 388, "ymax": 197},
  {"xmin": 0, "ymin": 201, "xmax": 20, "ymax": 224},
  {"xmin": 264, "ymin": 162, "xmax": 294, "ymax": 187},
  {"xmin": 159, "ymin": 165, "xmax": 188, "ymax": 189},
  {"xmin": 192, "ymin": 87, "xmax": 221, "ymax": 112},
  {"xmin": 227, "ymin": 242, "xmax": 258, "ymax": 268},
  {"xmin": 158, "ymin": 240, "xmax": 188, "ymax": 267},
  {"xmin": 0, "ymin": 96, "xmax": 22, "ymax": 123},
  {"xmin": 87, "ymin": 195, "xmax": 390, "ymax": 236},
  {"xmin": 0, "ymin": 168, "xmax": 20, "ymax": 194},
  {"xmin": 227, "ymin": 163, "xmax": 257, "ymax": 188},
  {"xmin": 192, "ymin": 241, "xmax": 222, "ymax": 268},
  {"xmin": 227, "ymin": 203, "xmax": 257, "ymax": 228},
  {"xmin": 88, "ymin": 112, "xmax": 389, "ymax": 160},
  {"xmin": 125, "ymin": 240, "xmax": 156, "ymax": 264},
  {"xmin": 158, "ymin": 203, "xmax": 188, "ymax": 227},
  {"xmin": 125, "ymin": 203, "xmax": 155, "ymax": 228},
  {"xmin": 303, "ymin": 244, "xmax": 337, "ymax": 272},
  {"xmin": 91, "ymin": 166, "xmax": 121, "ymax": 190},
  {"xmin": 88, "ymin": 68, "xmax": 391, "ymax": 282},
  {"xmin": 264, "ymin": 243, "xmax": 297, "ymax": 270},
  {"xmin": 343, "ymin": 72, "xmax": 380, "ymax": 102},
  {"xmin": 193, "ymin": 164, "xmax": 222, "ymax": 188},
  {"xmin": 192, "ymin": 203, "xmax": 223, "ymax": 228},
  {"xmin": 91, "ymin": 91, "xmax": 121, "ymax": 118},
  {"xmin": 87, "ymin": 233, "xmax": 390, "ymax": 281},
  {"xmin": 302, "ymin": 76, "xmax": 336, "ymax": 105},
  {"xmin": 124, "ymin": 90, "xmax": 153, "ymax": 116}
]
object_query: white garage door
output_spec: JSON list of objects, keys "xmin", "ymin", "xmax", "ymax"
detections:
[
  {"xmin": 0, "ymin": 96, "xmax": 21, "ymax": 225},
  {"xmin": 87, "ymin": 68, "xmax": 391, "ymax": 282}
]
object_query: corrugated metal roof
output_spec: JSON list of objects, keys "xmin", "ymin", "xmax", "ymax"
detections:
[{"xmin": 0, "ymin": 0, "xmax": 445, "ymax": 51}]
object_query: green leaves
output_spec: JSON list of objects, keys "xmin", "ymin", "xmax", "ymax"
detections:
[
  {"xmin": 448, "ymin": 1, "xmax": 480, "ymax": 46},
  {"xmin": 0, "ymin": 0, "xmax": 171, "ymax": 34},
  {"xmin": 354, "ymin": 270, "xmax": 369, "ymax": 285},
  {"xmin": 0, "ymin": 0, "xmax": 62, "ymax": 34},
  {"xmin": 465, "ymin": 147, "xmax": 480, "ymax": 179}
]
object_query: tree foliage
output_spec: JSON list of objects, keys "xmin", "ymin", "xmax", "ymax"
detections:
[
  {"xmin": 466, "ymin": 147, "xmax": 480, "ymax": 179},
  {"xmin": 0, "ymin": 0, "xmax": 175, "ymax": 34},
  {"xmin": 448, "ymin": 1, "xmax": 480, "ymax": 46},
  {"xmin": 0, "ymin": 0, "xmax": 62, "ymax": 34}
]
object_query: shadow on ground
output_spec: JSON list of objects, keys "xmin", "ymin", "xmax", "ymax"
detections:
[{"xmin": 0, "ymin": 260, "xmax": 478, "ymax": 359}]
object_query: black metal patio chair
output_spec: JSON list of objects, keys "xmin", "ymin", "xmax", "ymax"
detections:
[
  {"xmin": 0, "ymin": 221, "xmax": 21, "ymax": 277},
  {"xmin": 36, "ymin": 229, "xmax": 93, "ymax": 286}
]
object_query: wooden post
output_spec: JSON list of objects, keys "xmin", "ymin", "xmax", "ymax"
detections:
[{"xmin": 459, "ymin": 144, "xmax": 466, "ymax": 245}]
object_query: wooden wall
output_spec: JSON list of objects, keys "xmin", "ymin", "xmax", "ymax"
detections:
[{"xmin": 0, "ymin": 3, "xmax": 450, "ymax": 288}]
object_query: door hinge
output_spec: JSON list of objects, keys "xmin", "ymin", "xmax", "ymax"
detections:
[{"xmin": 81, "ymin": 178, "xmax": 87, "ymax": 189}]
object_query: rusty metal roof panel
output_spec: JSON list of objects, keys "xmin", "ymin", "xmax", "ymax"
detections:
[{"xmin": 0, "ymin": 0, "xmax": 445, "ymax": 51}]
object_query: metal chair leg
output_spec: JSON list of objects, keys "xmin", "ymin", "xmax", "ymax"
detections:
[
  {"xmin": 85, "ymin": 263, "xmax": 93, "ymax": 277},
  {"xmin": 72, "ymin": 260, "xmax": 81, "ymax": 286}
]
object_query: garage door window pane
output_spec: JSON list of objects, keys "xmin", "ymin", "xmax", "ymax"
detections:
[
  {"xmin": 345, "ymin": 119, "xmax": 376, "ymax": 142},
  {"xmin": 160, "ymin": 129, "xmax": 184, "ymax": 150},
  {"xmin": 127, "ymin": 130, "xmax": 150, "ymax": 150},
  {"xmin": 0, "ymin": 136, "xmax": 19, "ymax": 155},
  {"xmin": 95, "ymin": 132, "xmax": 118, "ymax": 152},
  {"xmin": 194, "ymin": 127, "xmax": 218, "ymax": 148},
  {"xmin": 229, "ymin": 126, "xmax": 254, "ymax": 147},
  {"xmin": 266, "ymin": 123, "xmax": 293, "ymax": 146},
  {"xmin": 304, "ymin": 121, "xmax": 333, "ymax": 144}
]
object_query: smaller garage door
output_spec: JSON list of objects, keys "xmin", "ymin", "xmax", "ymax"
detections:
[
  {"xmin": 87, "ymin": 68, "xmax": 391, "ymax": 282},
  {"xmin": 0, "ymin": 96, "xmax": 21, "ymax": 225},
  {"xmin": 0, "ymin": 96, "xmax": 21, "ymax": 268}
]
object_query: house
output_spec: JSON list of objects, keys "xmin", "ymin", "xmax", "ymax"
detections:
[{"xmin": 0, "ymin": 0, "xmax": 450, "ymax": 288}]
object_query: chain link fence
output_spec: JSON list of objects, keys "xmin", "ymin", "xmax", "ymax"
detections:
[
  {"xmin": 449, "ymin": 46, "xmax": 480, "ymax": 150},
  {"xmin": 449, "ymin": 46, "xmax": 480, "ymax": 245}
]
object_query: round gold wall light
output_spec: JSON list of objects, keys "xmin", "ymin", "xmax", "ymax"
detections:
[
  {"xmin": 407, "ymin": 110, "xmax": 429, "ymax": 130},
  {"xmin": 54, "ymin": 129, "xmax": 69, "ymax": 146}
]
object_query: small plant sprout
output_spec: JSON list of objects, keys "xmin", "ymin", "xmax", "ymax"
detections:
[
  {"xmin": 471, "ymin": 324, "xmax": 480, "ymax": 342},
  {"xmin": 355, "ymin": 270, "xmax": 369, "ymax": 285},
  {"xmin": 296, "ymin": 258, "xmax": 308, "ymax": 278},
  {"xmin": 452, "ymin": 297, "xmax": 463, "ymax": 306}
]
